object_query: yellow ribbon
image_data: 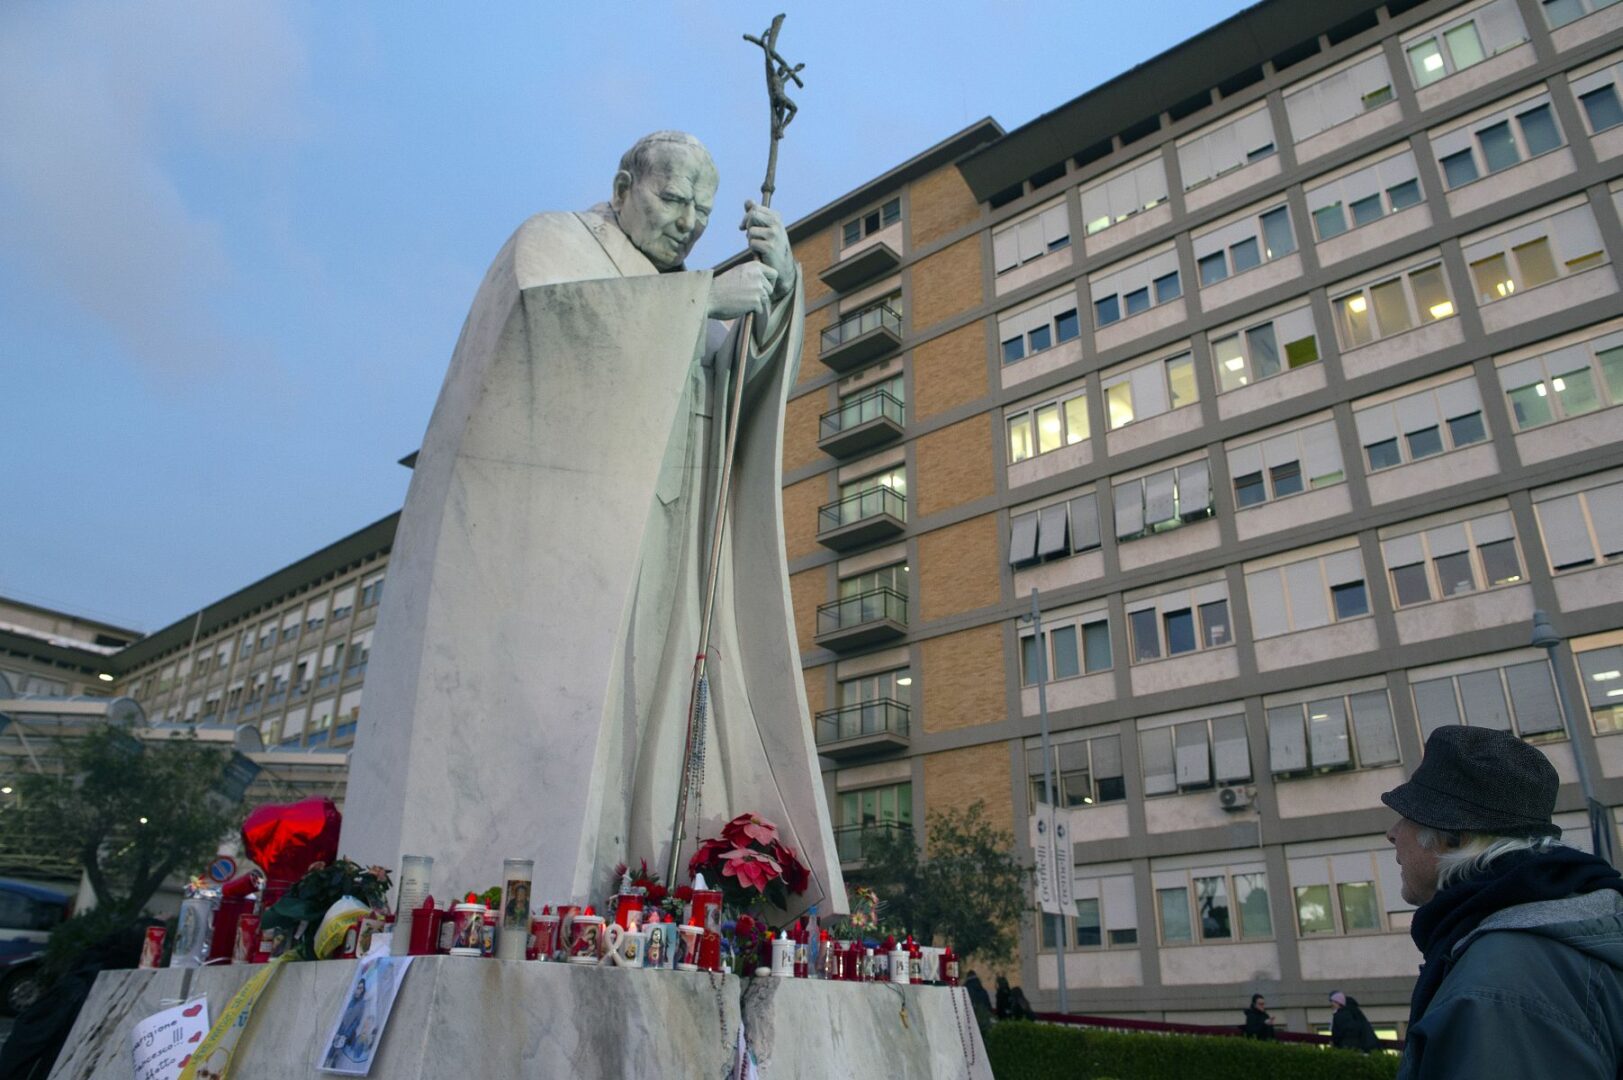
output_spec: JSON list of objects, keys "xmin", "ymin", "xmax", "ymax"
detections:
[{"xmin": 177, "ymin": 955, "xmax": 288, "ymax": 1080}]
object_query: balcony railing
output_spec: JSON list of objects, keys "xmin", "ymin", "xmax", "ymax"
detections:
[
  {"xmin": 818, "ymin": 389, "xmax": 905, "ymax": 458},
  {"xmin": 815, "ymin": 699, "xmax": 911, "ymax": 758},
  {"xmin": 815, "ymin": 587, "xmax": 908, "ymax": 651},
  {"xmin": 819, "ymin": 303, "xmax": 903, "ymax": 372},
  {"xmin": 817, "ymin": 487, "xmax": 906, "ymax": 551},
  {"xmin": 834, "ymin": 821, "xmax": 912, "ymax": 864}
]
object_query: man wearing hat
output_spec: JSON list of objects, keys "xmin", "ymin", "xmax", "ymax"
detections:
[{"xmin": 1383, "ymin": 725, "xmax": 1623, "ymax": 1078}]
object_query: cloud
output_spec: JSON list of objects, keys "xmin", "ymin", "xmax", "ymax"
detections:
[{"xmin": 0, "ymin": 0, "xmax": 309, "ymax": 375}]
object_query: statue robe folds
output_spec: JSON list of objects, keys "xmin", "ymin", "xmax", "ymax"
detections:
[{"xmin": 342, "ymin": 207, "xmax": 846, "ymax": 914}]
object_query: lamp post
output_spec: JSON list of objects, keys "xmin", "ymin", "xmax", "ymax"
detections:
[
  {"xmin": 1532, "ymin": 609, "xmax": 1616, "ymax": 864},
  {"xmin": 1022, "ymin": 589, "xmax": 1070, "ymax": 1016}
]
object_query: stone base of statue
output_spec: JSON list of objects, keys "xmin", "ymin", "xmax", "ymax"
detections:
[{"xmin": 49, "ymin": 958, "xmax": 991, "ymax": 1079}]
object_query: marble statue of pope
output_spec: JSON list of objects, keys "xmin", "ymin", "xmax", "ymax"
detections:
[{"xmin": 342, "ymin": 131, "xmax": 846, "ymax": 916}]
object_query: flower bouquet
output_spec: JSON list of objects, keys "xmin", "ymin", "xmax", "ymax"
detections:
[
  {"xmin": 687, "ymin": 813, "xmax": 810, "ymax": 911},
  {"xmin": 260, "ymin": 858, "xmax": 392, "ymax": 960}
]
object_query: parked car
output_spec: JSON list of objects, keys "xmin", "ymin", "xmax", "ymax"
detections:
[{"xmin": 0, "ymin": 879, "xmax": 73, "ymax": 1015}]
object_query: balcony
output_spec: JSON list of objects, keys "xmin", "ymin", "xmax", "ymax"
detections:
[
  {"xmin": 819, "ymin": 241, "xmax": 901, "ymax": 294},
  {"xmin": 816, "ymin": 487, "xmax": 907, "ymax": 552},
  {"xmin": 818, "ymin": 388, "xmax": 905, "ymax": 459},
  {"xmin": 815, "ymin": 587, "xmax": 908, "ymax": 651},
  {"xmin": 834, "ymin": 821, "xmax": 912, "ymax": 866},
  {"xmin": 814, "ymin": 699, "xmax": 910, "ymax": 759},
  {"xmin": 820, "ymin": 303, "xmax": 903, "ymax": 373}
]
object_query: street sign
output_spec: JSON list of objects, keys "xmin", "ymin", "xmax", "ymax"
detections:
[{"xmin": 206, "ymin": 855, "xmax": 237, "ymax": 883}]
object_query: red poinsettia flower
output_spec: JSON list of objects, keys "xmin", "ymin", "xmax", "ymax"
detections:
[
  {"xmin": 674, "ymin": 885, "xmax": 694, "ymax": 903},
  {"xmin": 643, "ymin": 883, "xmax": 668, "ymax": 905},
  {"xmin": 773, "ymin": 844, "xmax": 811, "ymax": 895},
  {"xmin": 719, "ymin": 848, "xmax": 783, "ymax": 893},
  {"xmin": 721, "ymin": 813, "xmax": 779, "ymax": 849},
  {"xmin": 687, "ymin": 836, "xmax": 733, "ymax": 880}
]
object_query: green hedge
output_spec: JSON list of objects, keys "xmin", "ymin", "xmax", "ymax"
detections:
[{"xmin": 984, "ymin": 1021, "xmax": 1400, "ymax": 1080}]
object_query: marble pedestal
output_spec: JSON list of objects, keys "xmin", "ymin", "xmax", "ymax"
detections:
[{"xmin": 48, "ymin": 958, "xmax": 990, "ymax": 1079}]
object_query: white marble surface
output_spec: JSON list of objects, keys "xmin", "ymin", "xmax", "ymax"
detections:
[{"xmin": 49, "ymin": 960, "xmax": 987, "ymax": 1079}]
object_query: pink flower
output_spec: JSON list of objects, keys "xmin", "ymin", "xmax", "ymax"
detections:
[
  {"xmin": 719, "ymin": 848, "xmax": 782, "ymax": 893},
  {"xmin": 721, "ymin": 813, "xmax": 779, "ymax": 849}
]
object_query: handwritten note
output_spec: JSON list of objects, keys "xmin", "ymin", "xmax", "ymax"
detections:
[{"xmin": 131, "ymin": 998, "xmax": 211, "ymax": 1080}]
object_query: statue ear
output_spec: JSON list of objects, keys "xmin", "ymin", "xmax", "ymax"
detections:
[{"xmin": 611, "ymin": 170, "xmax": 633, "ymax": 211}]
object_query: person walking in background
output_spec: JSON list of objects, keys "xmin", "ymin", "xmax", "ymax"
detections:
[
  {"xmin": 1243, "ymin": 993, "xmax": 1277, "ymax": 1040},
  {"xmin": 1328, "ymin": 991, "xmax": 1379, "ymax": 1052},
  {"xmin": 994, "ymin": 975, "xmax": 1011, "ymax": 1020},
  {"xmin": 1383, "ymin": 725, "xmax": 1623, "ymax": 1078}
]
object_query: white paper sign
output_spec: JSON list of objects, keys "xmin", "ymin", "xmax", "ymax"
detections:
[
  {"xmin": 1054, "ymin": 811, "xmax": 1076, "ymax": 913},
  {"xmin": 131, "ymin": 998, "xmax": 211, "ymax": 1080},
  {"xmin": 1029, "ymin": 812, "xmax": 1061, "ymax": 915}
]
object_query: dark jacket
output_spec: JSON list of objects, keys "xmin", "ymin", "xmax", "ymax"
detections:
[
  {"xmin": 1331, "ymin": 996, "xmax": 1380, "ymax": 1052},
  {"xmin": 1397, "ymin": 888, "xmax": 1623, "ymax": 1079},
  {"xmin": 1243, "ymin": 1005, "xmax": 1276, "ymax": 1040}
]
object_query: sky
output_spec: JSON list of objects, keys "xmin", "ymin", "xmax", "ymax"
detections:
[{"xmin": 0, "ymin": 0, "xmax": 1253, "ymax": 634}]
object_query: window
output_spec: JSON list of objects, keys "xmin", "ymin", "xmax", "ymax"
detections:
[
  {"xmin": 345, "ymin": 628, "xmax": 373, "ymax": 679},
  {"xmin": 1501, "ymin": 331, "xmax": 1623, "ymax": 430},
  {"xmin": 257, "ymin": 620, "xmax": 276, "ymax": 652},
  {"xmin": 1288, "ymin": 850, "xmax": 1397, "ymax": 937},
  {"xmin": 842, "ymin": 197, "xmax": 901, "ymax": 248},
  {"xmin": 1331, "ymin": 261, "xmax": 1456, "ymax": 349},
  {"xmin": 1007, "ymin": 389, "xmax": 1089, "ymax": 463},
  {"xmin": 1246, "ymin": 546, "xmax": 1370, "ymax": 638},
  {"xmin": 1026, "ymin": 735, "xmax": 1125, "ymax": 807},
  {"xmin": 827, "ymin": 668, "xmax": 910, "ymax": 742},
  {"xmin": 1307, "ymin": 150, "xmax": 1423, "ymax": 241},
  {"xmin": 1465, "ymin": 203, "xmax": 1607, "ymax": 304},
  {"xmin": 1140, "ymin": 713, "xmax": 1250, "ymax": 795},
  {"xmin": 332, "ymin": 585, "xmax": 356, "ymax": 622},
  {"xmin": 1227, "ymin": 419, "xmax": 1345, "ymax": 510},
  {"xmin": 1533, "ymin": 478, "xmax": 1623, "ymax": 571},
  {"xmin": 994, "ymin": 200, "xmax": 1071, "ymax": 275},
  {"xmin": 1411, "ymin": 656, "xmax": 1566, "ymax": 740},
  {"xmin": 836, "ymin": 782, "xmax": 912, "ymax": 860},
  {"xmin": 1155, "ymin": 864, "xmax": 1271, "ymax": 944},
  {"xmin": 1541, "ymin": 0, "xmax": 1619, "ymax": 30},
  {"xmin": 831, "ymin": 466, "xmax": 907, "ymax": 526},
  {"xmin": 1091, "ymin": 248, "xmax": 1181, "ymax": 328},
  {"xmin": 1404, "ymin": 0, "xmax": 1528, "ymax": 88},
  {"xmin": 1433, "ymin": 93, "xmax": 1566, "ymax": 189},
  {"xmin": 1268, "ymin": 688, "xmax": 1400, "ymax": 775},
  {"xmin": 360, "ymin": 573, "xmax": 385, "ymax": 609},
  {"xmin": 1020, "ymin": 610, "xmax": 1112, "ymax": 684},
  {"xmin": 318, "ymin": 641, "xmax": 345, "ymax": 688},
  {"xmin": 1179, "ymin": 108, "xmax": 1277, "ymax": 191},
  {"xmin": 1113, "ymin": 459, "xmax": 1213, "ymax": 541},
  {"xmin": 1382, "ymin": 510, "xmax": 1523, "ymax": 608},
  {"xmin": 1195, "ymin": 205, "xmax": 1296, "ymax": 287},
  {"xmin": 1041, "ymin": 873, "xmax": 1138, "ymax": 950},
  {"xmin": 1576, "ymin": 644, "xmax": 1623, "ymax": 733},
  {"xmin": 1212, "ymin": 307, "xmax": 1320, "ymax": 392},
  {"xmin": 1081, "ymin": 155, "xmax": 1170, "ymax": 235},
  {"xmin": 1285, "ymin": 52, "xmax": 1396, "ymax": 140},
  {"xmin": 1354, "ymin": 375, "xmax": 1488, "ymax": 471},
  {"xmin": 1103, "ymin": 351, "xmax": 1198, "ymax": 429},
  {"xmin": 1577, "ymin": 80, "xmax": 1623, "ymax": 134},
  {"xmin": 1009, "ymin": 492, "xmax": 1102, "ymax": 566},
  {"xmin": 1126, "ymin": 580, "xmax": 1232, "ymax": 664},
  {"xmin": 998, "ymin": 291, "xmax": 1080, "ymax": 364},
  {"xmin": 305, "ymin": 593, "xmax": 328, "ymax": 634}
]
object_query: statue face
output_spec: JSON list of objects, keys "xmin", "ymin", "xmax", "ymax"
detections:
[{"xmin": 611, "ymin": 145, "xmax": 717, "ymax": 270}]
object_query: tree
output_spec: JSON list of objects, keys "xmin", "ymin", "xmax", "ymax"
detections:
[
  {"xmin": 6, "ymin": 727, "xmax": 241, "ymax": 915},
  {"xmin": 858, "ymin": 801, "xmax": 1028, "ymax": 966}
]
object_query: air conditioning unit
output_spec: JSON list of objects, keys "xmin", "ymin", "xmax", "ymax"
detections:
[{"xmin": 1219, "ymin": 785, "xmax": 1255, "ymax": 811}]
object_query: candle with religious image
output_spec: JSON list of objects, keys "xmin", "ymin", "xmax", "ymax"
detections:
[
  {"xmin": 497, "ymin": 858, "xmax": 534, "ymax": 960},
  {"xmin": 391, "ymin": 854, "xmax": 433, "ymax": 956},
  {"xmin": 567, "ymin": 911, "xmax": 605, "ymax": 964},
  {"xmin": 688, "ymin": 873, "xmax": 723, "ymax": 971},
  {"xmin": 449, "ymin": 901, "xmax": 487, "ymax": 956}
]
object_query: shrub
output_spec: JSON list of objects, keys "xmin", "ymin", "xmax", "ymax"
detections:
[{"xmin": 985, "ymin": 1021, "xmax": 1400, "ymax": 1080}]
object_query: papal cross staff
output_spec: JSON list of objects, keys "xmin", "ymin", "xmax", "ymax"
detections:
[{"xmin": 665, "ymin": 14, "xmax": 805, "ymax": 887}]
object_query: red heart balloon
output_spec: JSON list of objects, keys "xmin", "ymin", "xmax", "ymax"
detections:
[{"xmin": 241, "ymin": 797, "xmax": 341, "ymax": 886}]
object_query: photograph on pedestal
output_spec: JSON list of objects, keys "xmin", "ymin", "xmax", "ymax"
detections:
[{"xmin": 316, "ymin": 952, "xmax": 413, "ymax": 1076}]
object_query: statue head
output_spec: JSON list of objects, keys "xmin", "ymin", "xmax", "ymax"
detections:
[{"xmin": 611, "ymin": 131, "xmax": 719, "ymax": 271}]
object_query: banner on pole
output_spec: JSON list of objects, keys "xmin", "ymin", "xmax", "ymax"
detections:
[{"xmin": 1028, "ymin": 812, "xmax": 1062, "ymax": 915}]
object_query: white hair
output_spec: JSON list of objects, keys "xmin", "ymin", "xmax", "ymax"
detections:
[
  {"xmin": 616, "ymin": 131, "xmax": 716, "ymax": 185},
  {"xmin": 1416, "ymin": 827, "xmax": 1564, "ymax": 891}
]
